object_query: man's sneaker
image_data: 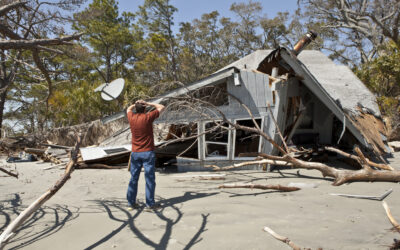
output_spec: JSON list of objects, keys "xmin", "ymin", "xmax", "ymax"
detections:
[
  {"xmin": 127, "ymin": 204, "xmax": 140, "ymax": 211},
  {"xmin": 144, "ymin": 204, "xmax": 161, "ymax": 212}
]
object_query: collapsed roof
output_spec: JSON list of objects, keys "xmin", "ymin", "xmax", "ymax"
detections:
[{"xmin": 94, "ymin": 47, "xmax": 390, "ymax": 165}]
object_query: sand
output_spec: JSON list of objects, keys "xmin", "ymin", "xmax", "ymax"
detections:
[{"xmin": 1, "ymin": 152, "xmax": 400, "ymax": 250}]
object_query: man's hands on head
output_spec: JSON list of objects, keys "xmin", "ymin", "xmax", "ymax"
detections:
[{"xmin": 128, "ymin": 99, "xmax": 165, "ymax": 114}]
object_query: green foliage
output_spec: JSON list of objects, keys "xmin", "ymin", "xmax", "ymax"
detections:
[
  {"xmin": 355, "ymin": 41, "xmax": 400, "ymax": 116},
  {"xmin": 48, "ymin": 80, "xmax": 115, "ymax": 126},
  {"xmin": 136, "ymin": 0, "xmax": 179, "ymax": 84},
  {"xmin": 8, "ymin": 0, "xmax": 400, "ymax": 135},
  {"xmin": 73, "ymin": 0, "xmax": 142, "ymax": 83}
]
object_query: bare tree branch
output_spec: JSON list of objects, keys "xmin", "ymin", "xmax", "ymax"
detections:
[
  {"xmin": 219, "ymin": 183, "xmax": 300, "ymax": 192},
  {"xmin": 382, "ymin": 201, "xmax": 400, "ymax": 233},
  {"xmin": 0, "ymin": 33, "xmax": 83, "ymax": 50},
  {"xmin": 0, "ymin": 1, "xmax": 28, "ymax": 17},
  {"xmin": 0, "ymin": 166, "xmax": 18, "ymax": 178},
  {"xmin": 0, "ymin": 133, "xmax": 82, "ymax": 248},
  {"xmin": 263, "ymin": 226, "xmax": 303, "ymax": 250}
]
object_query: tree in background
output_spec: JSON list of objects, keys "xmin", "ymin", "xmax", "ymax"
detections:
[
  {"xmin": 3, "ymin": 0, "xmax": 399, "ymax": 135},
  {"xmin": 0, "ymin": 0, "xmax": 84, "ymax": 136},
  {"xmin": 355, "ymin": 41, "xmax": 400, "ymax": 117},
  {"xmin": 229, "ymin": 0, "xmax": 263, "ymax": 57},
  {"xmin": 73, "ymin": 0, "xmax": 141, "ymax": 83},
  {"xmin": 178, "ymin": 11, "xmax": 238, "ymax": 83},
  {"xmin": 298, "ymin": 0, "xmax": 400, "ymax": 65},
  {"xmin": 136, "ymin": 0, "xmax": 179, "ymax": 88}
]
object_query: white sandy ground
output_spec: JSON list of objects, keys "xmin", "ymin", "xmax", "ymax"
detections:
[{"xmin": 1, "ymin": 152, "xmax": 400, "ymax": 250}]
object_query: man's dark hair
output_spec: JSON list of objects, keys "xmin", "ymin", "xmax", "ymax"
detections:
[{"xmin": 135, "ymin": 103, "xmax": 145, "ymax": 113}]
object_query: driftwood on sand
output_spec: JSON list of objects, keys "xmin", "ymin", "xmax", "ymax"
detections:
[
  {"xmin": 263, "ymin": 226, "xmax": 307, "ymax": 250},
  {"xmin": 219, "ymin": 183, "xmax": 300, "ymax": 192},
  {"xmin": 0, "ymin": 134, "xmax": 82, "ymax": 249},
  {"xmin": 0, "ymin": 166, "xmax": 18, "ymax": 178}
]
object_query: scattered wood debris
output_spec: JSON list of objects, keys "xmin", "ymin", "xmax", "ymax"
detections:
[
  {"xmin": 383, "ymin": 201, "xmax": 400, "ymax": 233},
  {"xmin": 219, "ymin": 183, "xmax": 300, "ymax": 192},
  {"xmin": 389, "ymin": 141, "xmax": 400, "ymax": 152},
  {"xmin": 263, "ymin": 226, "xmax": 310, "ymax": 250},
  {"xmin": 0, "ymin": 134, "xmax": 82, "ymax": 248},
  {"xmin": 76, "ymin": 163, "xmax": 126, "ymax": 169},
  {"xmin": 208, "ymin": 131, "xmax": 400, "ymax": 186},
  {"xmin": 0, "ymin": 165, "xmax": 18, "ymax": 178},
  {"xmin": 382, "ymin": 201, "xmax": 400, "ymax": 250}
]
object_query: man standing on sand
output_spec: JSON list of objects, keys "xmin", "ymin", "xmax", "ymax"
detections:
[{"xmin": 126, "ymin": 99, "xmax": 165, "ymax": 210}]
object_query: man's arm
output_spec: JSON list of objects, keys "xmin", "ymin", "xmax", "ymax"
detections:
[
  {"xmin": 142, "ymin": 101, "xmax": 165, "ymax": 114},
  {"xmin": 126, "ymin": 103, "xmax": 135, "ymax": 115}
]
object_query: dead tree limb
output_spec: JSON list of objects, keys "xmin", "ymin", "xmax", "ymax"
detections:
[
  {"xmin": 219, "ymin": 183, "xmax": 300, "ymax": 192},
  {"xmin": 0, "ymin": 166, "xmax": 18, "ymax": 178},
  {"xmin": 325, "ymin": 146, "xmax": 393, "ymax": 171},
  {"xmin": 263, "ymin": 226, "xmax": 305, "ymax": 250},
  {"xmin": 25, "ymin": 147, "xmax": 63, "ymax": 164},
  {"xmin": 0, "ymin": 1, "xmax": 28, "ymax": 17},
  {"xmin": 0, "ymin": 134, "xmax": 82, "ymax": 249},
  {"xmin": 76, "ymin": 163, "xmax": 126, "ymax": 169},
  {"xmin": 210, "ymin": 149, "xmax": 400, "ymax": 186},
  {"xmin": 206, "ymin": 159, "xmax": 292, "ymax": 171},
  {"xmin": 285, "ymin": 152, "xmax": 400, "ymax": 186},
  {"xmin": 382, "ymin": 201, "xmax": 400, "ymax": 233},
  {"xmin": 0, "ymin": 34, "xmax": 82, "ymax": 50}
]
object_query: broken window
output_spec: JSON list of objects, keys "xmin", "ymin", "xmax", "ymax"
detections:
[
  {"xmin": 154, "ymin": 123, "xmax": 199, "ymax": 159},
  {"xmin": 165, "ymin": 123, "xmax": 198, "ymax": 140},
  {"xmin": 204, "ymin": 121, "xmax": 229, "ymax": 158},
  {"xmin": 234, "ymin": 119, "xmax": 262, "ymax": 157}
]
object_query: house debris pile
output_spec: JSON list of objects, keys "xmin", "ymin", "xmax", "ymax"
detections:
[
  {"xmin": 83, "ymin": 31, "xmax": 396, "ymax": 171},
  {"xmin": 0, "ymin": 117, "xmax": 129, "ymax": 168},
  {"xmin": 1, "ymin": 32, "xmax": 400, "ymax": 250},
  {"xmin": 1, "ymin": 32, "xmax": 399, "ymax": 174}
]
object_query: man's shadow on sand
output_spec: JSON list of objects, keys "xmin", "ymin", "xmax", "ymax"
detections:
[{"xmin": 85, "ymin": 191, "xmax": 217, "ymax": 250}]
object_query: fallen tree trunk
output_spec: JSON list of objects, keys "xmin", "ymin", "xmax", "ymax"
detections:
[
  {"xmin": 24, "ymin": 148, "xmax": 45, "ymax": 156},
  {"xmin": 210, "ymin": 147, "xmax": 400, "ymax": 186},
  {"xmin": 285, "ymin": 151, "xmax": 400, "ymax": 186},
  {"xmin": 219, "ymin": 183, "xmax": 300, "ymax": 192},
  {"xmin": 0, "ymin": 134, "xmax": 82, "ymax": 249},
  {"xmin": 324, "ymin": 146, "xmax": 393, "ymax": 171}
]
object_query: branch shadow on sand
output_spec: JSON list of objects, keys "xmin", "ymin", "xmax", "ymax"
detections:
[
  {"xmin": 85, "ymin": 191, "xmax": 217, "ymax": 250},
  {"xmin": 0, "ymin": 193, "xmax": 79, "ymax": 250}
]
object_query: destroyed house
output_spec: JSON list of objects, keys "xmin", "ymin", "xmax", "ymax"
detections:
[{"xmin": 90, "ymin": 45, "xmax": 390, "ymax": 170}]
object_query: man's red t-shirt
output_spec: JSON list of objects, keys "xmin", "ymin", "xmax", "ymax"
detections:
[{"xmin": 127, "ymin": 110, "xmax": 159, "ymax": 152}]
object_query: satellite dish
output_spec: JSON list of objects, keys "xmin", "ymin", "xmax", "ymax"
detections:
[{"xmin": 94, "ymin": 78, "xmax": 125, "ymax": 101}]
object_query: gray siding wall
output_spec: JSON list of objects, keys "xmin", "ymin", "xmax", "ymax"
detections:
[{"xmin": 155, "ymin": 70, "xmax": 290, "ymax": 164}]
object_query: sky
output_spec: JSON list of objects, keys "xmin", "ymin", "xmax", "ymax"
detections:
[{"xmin": 113, "ymin": 0, "xmax": 298, "ymax": 30}]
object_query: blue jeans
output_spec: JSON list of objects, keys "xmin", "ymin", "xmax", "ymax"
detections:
[{"xmin": 126, "ymin": 151, "xmax": 156, "ymax": 207}]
